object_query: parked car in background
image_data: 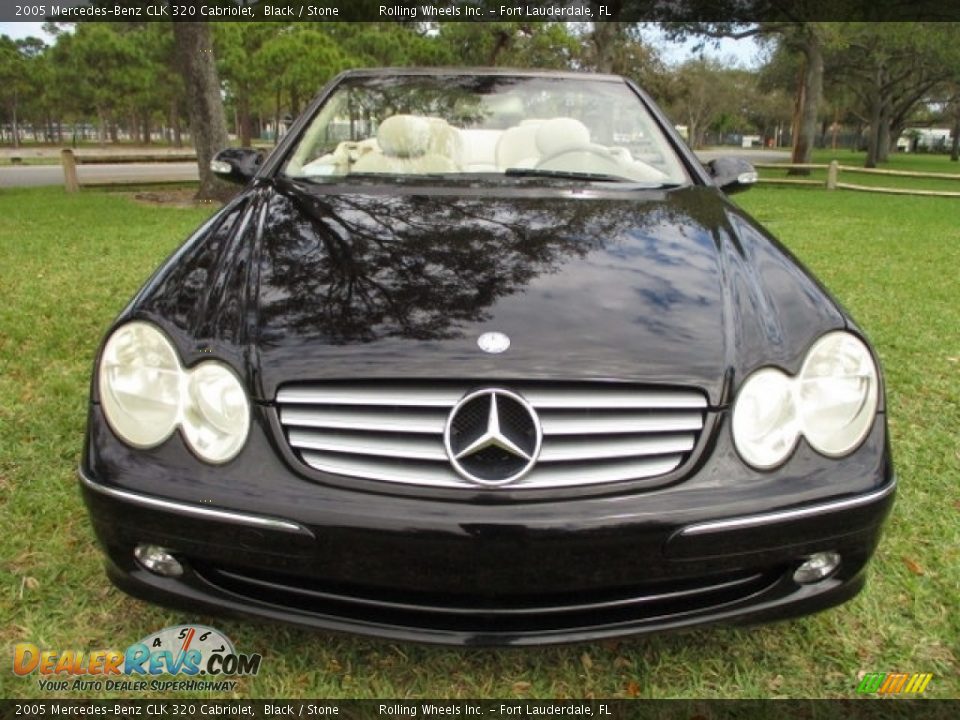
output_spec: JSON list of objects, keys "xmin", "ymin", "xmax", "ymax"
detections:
[{"xmin": 81, "ymin": 68, "xmax": 894, "ymax": 645}]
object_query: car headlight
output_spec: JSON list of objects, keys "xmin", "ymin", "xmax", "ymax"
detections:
[
  {"xmin": 182, "ymin": 362, "xmax": 250, "ymax": 463},
  {"xmin": 797, "ymin": 332, "xmax": 879, "ymax": 457},
  {"xmin": 733, "ymin": 331, "xmax": 879, "ymax": 469},
  {"xmin": 99, "ymin": 322, "xmax": 181, "ymax": 448},
  {"xmin": 731, "ymin": 368, "xmax": 799, "ymax": 469},
  {"xmin": 98, "ymin": 321, "xmax": 250, "ymax": 463}
]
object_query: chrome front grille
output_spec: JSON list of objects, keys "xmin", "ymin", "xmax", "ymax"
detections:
[{"xmin": 276, "ymin": 382, "xmax": 707, "ymax": 490}]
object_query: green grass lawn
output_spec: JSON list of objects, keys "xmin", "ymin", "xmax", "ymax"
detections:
[{"xmin": 1, "ymin": 186, "xmax": 957, "ymax": 700}]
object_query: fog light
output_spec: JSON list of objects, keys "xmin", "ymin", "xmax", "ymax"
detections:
[
  {"xmin": 134, "ymin": 544, "xmax": 184, "ymax": 577},
  {"xmin": 793, "ymin": 551, "xmax": 841, "ymax": 584}
]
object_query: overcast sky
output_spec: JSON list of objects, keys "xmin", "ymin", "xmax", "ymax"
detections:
[
  {"xmin": 0, "ymin": 21, "xmax": 49, "ymax": 40},
  {"xmin": 0, "ymin": 21, "xmax": 761, "ymax": 67}
]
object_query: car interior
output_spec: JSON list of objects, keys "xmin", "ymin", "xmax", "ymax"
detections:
[{"xmin": 298, "ymin": 113, "xmax": 673, "ymax": 183}]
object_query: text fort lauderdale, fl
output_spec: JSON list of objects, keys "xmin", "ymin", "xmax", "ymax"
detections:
[
  {"xmin": 379, "ymin": 4, "xmax": 613, "ymax": 19},
  {"xmin": 378, "ymin": 705, "xmax": 610, "ymax": 717}
]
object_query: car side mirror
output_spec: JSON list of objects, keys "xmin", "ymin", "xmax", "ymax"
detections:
[
  {"xmin": 210, "ymin": 147, "xmax": 263, "ymax": 185},
  {"xmin": 707, "ymin": 157, "xmax": 758, "ymax": 195}
]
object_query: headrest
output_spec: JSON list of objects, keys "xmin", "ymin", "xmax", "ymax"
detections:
[
  {"xmin": 427, "ymin": 118, "xmax": 463, "ymax": 162},
  {"xmin": 535, "ymin": 118, "xmax": 591, "ymax": 157},
  {"xmin": 377, "ymin": 115, "xmax": 431, "ymax": 158}
]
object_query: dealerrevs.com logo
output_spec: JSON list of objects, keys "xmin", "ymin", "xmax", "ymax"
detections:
[{"xmin": 13, "ymin": 625, "xmax": 261, "ymax": 693}]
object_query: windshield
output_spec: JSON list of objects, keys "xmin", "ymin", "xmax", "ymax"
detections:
[{"xmin": 282, "ymin": 74, "xmax": 688, "ymax": 186}]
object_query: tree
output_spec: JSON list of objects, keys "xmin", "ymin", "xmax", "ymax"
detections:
[
  {"xmin": 172, "ymin": 22, "xmax": 230, "ymax": 201},
  {"xmin": 667, "ymin": 22, "xmax": 837, "ymax": 174},
  {"xmin": 436, "ymin": 22, "xmax": 578, "ymax": 69},
  {"xmin": 828, "ymin": 23, "xmax": 960, "ymax": 167},
  {"xmin": 259, "ymin": 24, "xmax": 352, "ymax": 137},
  {"xmin": 49, "ymin": 24, "xmax": 146, "ymax": 144},
  {"xmin": 948, "ymin": 85, "xmax": 960, "ymax": 162},
  {"xmin": 667, "ymin": 58, "xmax": 744, "ymax": 148},
  {"xmin": 0, "ymin": 36, "xmax": 32, "ymax": 147},
  {"xmin": 336, "ymin": 22, "xmax": 453, "ymax": 67},
  {"xmin": 216, "ymin": 23, "xmax": 275, "ymax": 147}
]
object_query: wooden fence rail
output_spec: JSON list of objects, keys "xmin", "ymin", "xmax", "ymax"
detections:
[
  {"xmin": 60, "ymin": 148, "xmax": 197, "ymax": 192},
  {"xmin": 753, "ymin": 160, "xmax": 960, "ymax": 197},
  {"xmin": 55, "ymin": 151, "xmax": 960, "ymax": 197}
]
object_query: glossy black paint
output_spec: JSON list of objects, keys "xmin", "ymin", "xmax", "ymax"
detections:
[
  {"xmin": 117, "ymin": 181, "xmax": 850, "ymax": 408},
  {"xmin": 81, "ymin": 69, "xmax": 893, "ymax": 645}
]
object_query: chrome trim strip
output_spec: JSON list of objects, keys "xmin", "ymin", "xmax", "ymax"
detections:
[
  {"xmin": 540, "ymin": 410, "xmax": 703, "ymax": 435},
  {"xmin": 298, "ymin": 450, "xmax": 684, "ymax": 489},
  {"xmin": 679, "ymin": 480, "xmax": 897, "ymax": 537},
  {"xmin": 289, "ymin": 429, "xmax": 448, "ymax": 461},
  {"xmin": 277, "ymin": 384, "xmax": 708, "ymax": 409},
  {"xmin": 280, "ymin": 406, "xmax": 446, "ymax": 434},
  {"xmin": 539, "ymin": 433, "xmax": 695, "ymax": 462},
  {"xmin": 78, "ymin": 469, "xmax": 314, "ymax": 537}
]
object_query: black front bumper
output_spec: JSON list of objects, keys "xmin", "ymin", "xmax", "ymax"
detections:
[{"xmin": 80, "ymin": 407, "xmax": 895, "ymax": 646}]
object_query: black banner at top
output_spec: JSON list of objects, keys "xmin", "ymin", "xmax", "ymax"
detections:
[{"xmin": 5, "ymin": 0, "xmax": 960, "ymax": 24}]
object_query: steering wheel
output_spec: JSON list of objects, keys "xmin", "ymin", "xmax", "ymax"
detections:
[{"xmin": 535, "ymin": 145, "xmax": 618, "ymax": 172}]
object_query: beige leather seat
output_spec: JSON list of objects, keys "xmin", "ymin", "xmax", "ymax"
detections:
[
  {"xmin": 495, "ymin": 121, "xmax": 542, "ymax": 170},
  {"xmin": 535, "ymin": 117, "xmax": 593, "ymax": 158},
  {"xmin": 352, "ymin": 115, "xmax": 459, "ymax": 174},
  {"xmin": 459, "ymin": 129, "xmax": 502, "ymax": 172},
  {"xmin": 426, "ymin": 118, "xmax": 463, "ymax": 167}
]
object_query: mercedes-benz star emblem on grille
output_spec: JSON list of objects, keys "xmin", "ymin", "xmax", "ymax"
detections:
[{"xmin": 444, "ymin": 388, "xmax": 543, "ymax": 486}]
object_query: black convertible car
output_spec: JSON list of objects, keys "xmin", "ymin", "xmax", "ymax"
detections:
[{"xmin": 81, "ymin": 68, "xmax": 894, "ymax": 645}]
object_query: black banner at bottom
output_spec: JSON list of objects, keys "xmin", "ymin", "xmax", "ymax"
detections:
[{"xmin": 1, "ymin": 700, "xmax": 958, "ymax": 720}]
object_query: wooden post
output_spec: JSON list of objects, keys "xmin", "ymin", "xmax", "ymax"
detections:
[
  {"xmin": 827, "ymin": 160, "xmax": 838, "ymax": 190},
  {"xmin": 61, "ymin": 148, "xmax": 79, "ymax": 193}
]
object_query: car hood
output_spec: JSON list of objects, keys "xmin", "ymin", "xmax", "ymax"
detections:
[
  {"xmin": 130, "ymin": 180, "xmax": 846, "ymax": 407},
  {"xmin": 241, "ymin": 180, "xmax": 845, "ymax": 405}
]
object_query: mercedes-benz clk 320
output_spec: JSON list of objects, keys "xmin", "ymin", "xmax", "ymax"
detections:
[{"xmin": 81, "ymin": 68, "xmax": 894, "ymax": 645}]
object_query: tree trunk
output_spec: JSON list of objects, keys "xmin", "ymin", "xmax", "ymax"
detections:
[
  {"xmin": 170, "ymin": 97, "xmax": 183, "ymax": 148},
  {"xmin": 98, "ymin": 109, "xmax": 107, "ymax": 146},
  {"xmin": 291, "ymin": 89, "xmax": 301, "ymax": 118},
  {"xmin": 865, "ymin": 87, "xmax": 882, "ymax": 168},
  {"xmin": 789, "ymin": 32, "xmax": 823, "ymax": 176},
  {"xmin": 951, "ymin": 109, "xmax": 959, "ymax": 162},
  {"xmin": 238, "ymin": 94, "xmax": 252, "ymax": 147},
  {"xmin": 487, "ymin": 27, "xmax": 513, "ymax": 66},
  {"xmin": 143, "ymin": 116, "xmax": 151, "ymax": 145},
  {"xmin": 886, "ymin": 118, "xmax": 907, "ymax": 160},
  {"xmin": 11, "ymin": 91, "xmax": 19, "ymax": 149},
  {"xmin": 877, "ymin": 126, "xmax": 889, "ymax": 163},
  {"xmin": 590, "ymin": 21, "xmax": 623, "ymax": 74},
  {"xmin": 877, "ymin": 103, "xmax": 891, "ymax": 164},
  {"xmin": 173, "ymin": 22, "xmax": 231, "ymax": 201},
  {"xmin": 274, "ymin": 86, "xmax": 281, "ymax": 146}
]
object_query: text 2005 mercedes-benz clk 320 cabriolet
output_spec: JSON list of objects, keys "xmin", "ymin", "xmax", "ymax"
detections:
[{"xmin": 80, "ymin": 68, "xmax": 894, "ymax": 645}]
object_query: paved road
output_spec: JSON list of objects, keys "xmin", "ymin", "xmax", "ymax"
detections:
[
  {"xmin": 0, "ymin": 149, "xmax": 791, "ymax": 188},
  {"xmin": 696, "ymin": 148, "xmax": 790, "ymax": 163},
  {"xmin": 0, "ymin": 162, "xmax": 199, "ymax": 187}
]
